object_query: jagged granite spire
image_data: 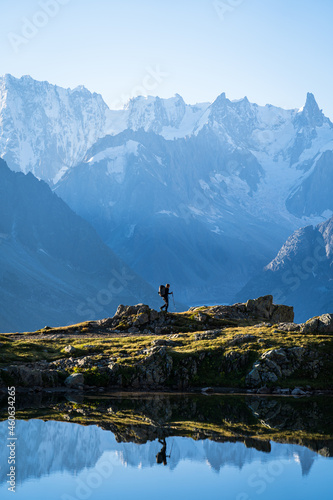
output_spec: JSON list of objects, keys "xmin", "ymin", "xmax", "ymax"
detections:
[{"xmin": 296, "ymin": 92, "xmax": 325, "ymax": 128}]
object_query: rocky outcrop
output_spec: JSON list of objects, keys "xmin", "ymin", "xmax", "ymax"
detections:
[
  {"xmin": 0, "ymin": 364, "xmax": 59, "ymax": 388},
  {"xmin": 198, "ymin": 295, "xmax": 294, "ymax": 323},
  {"xmin": 97, "ymin": 303, "xmax": 168, "ymax": 334},
  {"xmin": 246, "ymin": 347, "xmax": 324, "ymax": 387},
  {"xmin": 301, "ymin": 314, "xmax": 333, "ymax": 334}
]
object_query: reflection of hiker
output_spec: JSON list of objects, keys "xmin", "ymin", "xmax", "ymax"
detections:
[
  {"xmin": 156, "ymin": 438, "xmax": 170, "ymax": 466},
  {"xmin": 159, "ymin": 283, "xmax": 173, "ymax": 313}
]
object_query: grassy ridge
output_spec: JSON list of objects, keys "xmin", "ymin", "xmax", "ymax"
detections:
[{"xmin": 0, "ymin": 306, "xmax": 333, "ymax": 390}]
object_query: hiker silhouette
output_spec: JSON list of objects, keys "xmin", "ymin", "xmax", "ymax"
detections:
[{"xmin": 159, "ymin": 283, "xmax": 173, "ymax": 313}]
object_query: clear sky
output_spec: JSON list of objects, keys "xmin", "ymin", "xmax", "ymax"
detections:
[{"xmin": 1, "ymin": 0, "xmax": 332, "ymax": 117}]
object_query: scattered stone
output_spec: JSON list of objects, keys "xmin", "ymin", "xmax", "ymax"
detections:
[
  {"xmin": 63, "ymin": 345, "xmax": 77, "ymax": 354},
  {"xmin": 151, "ymin": 339, "xmax": 177, "ymax": 347},
  {"xmin": 128, "ymin": 327, "xmax": 140, "ymax": 334},
  {"xmin": 229, "ymin": 334, "xmax": 256, "ymax": 346},
  {"xmin": 76, "ymin": 356, "xmax": 93, "ymax": 368},
  {"xmin": 64, "ymin": 373, "xmax": 84, "ymax": 387},
  {"xmin": 279, "ymin": 388, "xmax": 290, "ymax": 395},
  {"xmin": 257, "ymin": 386, "xmax": 271, "ymax": 394},
  {"xmin": 195, "ymin": 331, "xmax": 217, "ymax": 340},
  {"xmin": 276, "ymin": 322, "xmax": 301, "ymax": 332},
  {"xmin": 247, "ymin": 367, "xmax": 262, "ymax": 386},
  {"xmin": 291, "ymin": 387, "xmax": 307, "ymax": 396},
  {"xmin": 133, "ymin": 313, "xmax": 149, "ymax": 326}
]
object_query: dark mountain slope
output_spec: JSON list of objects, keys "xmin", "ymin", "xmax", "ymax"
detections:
[
  {"xmin": 0, "ymin": 159, "xmax": 159, "ymax": 332},
  {"xmin": 235, "ymin": 217, "xmax": 333, "ymax": 322}
]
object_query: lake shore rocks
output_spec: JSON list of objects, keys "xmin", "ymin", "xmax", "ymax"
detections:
[{"xmin": 0, "ymin": 296, "xmax": 332, "ymax": 393}]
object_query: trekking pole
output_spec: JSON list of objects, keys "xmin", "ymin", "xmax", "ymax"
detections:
[{"xmin": 172, "ymin": 293, "xmax": 176, "ymax": 312}]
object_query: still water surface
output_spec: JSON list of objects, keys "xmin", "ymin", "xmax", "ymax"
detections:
[{"xmin": 0, "ymin": 394, "xmax": 332, "ymax": 500}]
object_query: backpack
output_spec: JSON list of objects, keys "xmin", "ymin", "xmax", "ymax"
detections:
[{"xmin": 158, "ymin": 285, "xmax": 166, "ymax": 297}]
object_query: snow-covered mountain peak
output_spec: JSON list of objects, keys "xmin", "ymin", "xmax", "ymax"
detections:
[
  {"xmin": 71, "ymin": 84, "xmax": 91, "ymax": 94},
  {"xmin": 0, "ymin": 74, "xmax": 110, "ymax": 182},
  {"xmin": 126, "ymin": 93, "xmax": 187, "ymax": 133},
  {"xmin": 296, "ymin": 92, "xmax": 329, "ymax": 129}
]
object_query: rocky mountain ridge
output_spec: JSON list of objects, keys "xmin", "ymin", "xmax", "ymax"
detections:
[
  {"xmin": 1, "ymin": 296, "xmax": 332, "ymax": 394},
  {"xmin": 237, "ymin": 215, "xmax": 333, "ymax": 321}
]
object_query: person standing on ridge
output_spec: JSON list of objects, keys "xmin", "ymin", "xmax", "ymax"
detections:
[{"xmin": 159, "ymin": 283, "xmax": 173, "ymax": 312}]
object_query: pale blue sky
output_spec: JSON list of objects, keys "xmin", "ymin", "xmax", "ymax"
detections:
[{"xmin": 1, "ymin": 0, "xmax": 333, "ymax": 117}]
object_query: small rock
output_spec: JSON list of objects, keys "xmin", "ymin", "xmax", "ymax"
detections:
[
  {"xmin": 76, "ymin": 356, "xmax": 93, "ymax": 368},
  {"xmin": 229, "ymin": 334, "xmax": 256, "ymax": 346},
  {"xmin": 276, "ymin": 322, "xmax": 301, "ymax": 332},
  {"xmin": 291, "ymin": 387, "xmax": 306, "ymax": 396},
  {"xmin": 150, "ymin": 310, "xmax": 160, "ymax": 322},
  {"xmin": 64, "ymin": 345, "xmax": 77, "ymax": 354},
  {"xmin": 133, "ymin": 313, "xmax": 149, "ymax": 326},
  {"xmin": 195, "ymin": 331, "xmax": 218, "ymax": 340},
  {"xmin": 128, "ymin": 327, "xmax": 140, "ymax": 334},
  {"xmin": 64, "ymin": 373, "xmax": 84, "ymax": 387},
  {"xmin": 246, "ymin": 367, "xmax": 261, "ymax": 386},
  {"xmin": 257, "ymin": 386, "xmax": 271, "ymax": 394},
  {"xmin": 280, "ymin": 388, "xmax": 290, "ymax": 395}
]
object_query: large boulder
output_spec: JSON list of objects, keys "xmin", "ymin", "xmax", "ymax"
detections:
[
  {"xmin": 246, "ymin": 347, "xmax": 307, "ymax": 387},
  {"xmin": 208, "ymin": 295, "xmax": 294, "ymax": 323},
  {"xmin": 245, "ymin": 296, "xmax": 274, "ymax": 319},
  {"xmin": 98, "ymin": 304, "xmax": 161, "ymax": 330},
  {"xmin": 64, "ymin": 373, "xmax": 84, "ymax": 387},
  {"xmin": 301, "ymin": 314, "xmax": 333, "ymax": 334},
  {"xmin": 246, "ymin": 295, "xmax": 294, "ymax": 322}
]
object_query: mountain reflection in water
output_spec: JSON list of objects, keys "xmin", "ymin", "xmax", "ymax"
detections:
[{"xmin": 0, "ymin": 393, "xmax": 332, "ymax": 499}]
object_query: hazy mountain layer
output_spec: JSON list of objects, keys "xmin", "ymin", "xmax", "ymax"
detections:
[
  {"xmin": 236, "ymin": 216, "xmax": 333, "ymax": 322},
  {"xmin": 0, "ymin": 159, "xmax": 159, "ymax": 332}
]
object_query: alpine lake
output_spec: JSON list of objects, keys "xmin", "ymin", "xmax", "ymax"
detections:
[{"xmin": 0, "ymin": 391, "xmax": 332, "ymax": 500}]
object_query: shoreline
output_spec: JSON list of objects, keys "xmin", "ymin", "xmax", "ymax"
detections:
[{"xmin": 1, "ymin": 297, "xmax": 332, "ymax": 395}]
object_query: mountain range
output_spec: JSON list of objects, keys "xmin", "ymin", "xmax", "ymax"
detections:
[
  {"xmin": 0, "ymin": 419, "xmax": 318, "ymax": 487},
  {"xmin": 1, "ymin": 74, "xmax": 333, "ymax": 322}
]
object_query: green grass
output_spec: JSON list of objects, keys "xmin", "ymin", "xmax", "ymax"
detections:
[{"xmin": 1, "ymin": 313, "xmax": 332, "ymax": 390}]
